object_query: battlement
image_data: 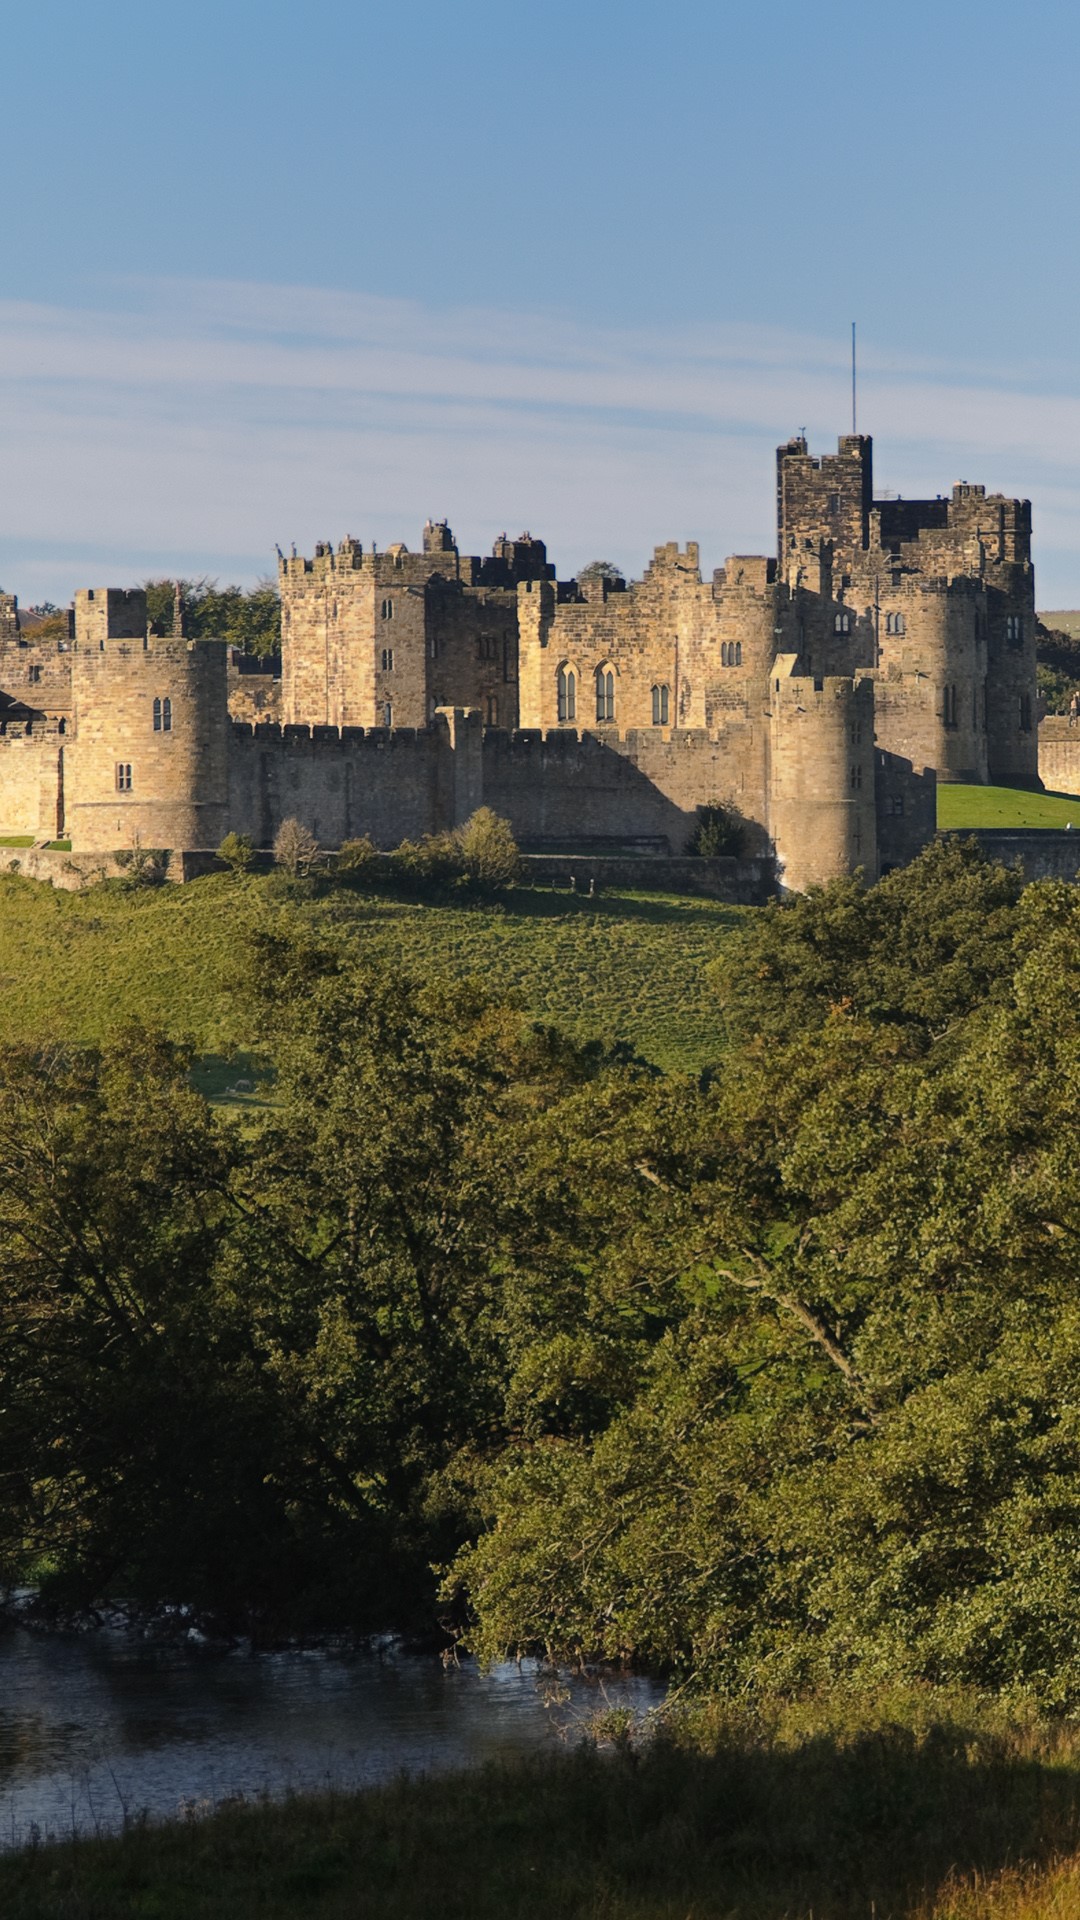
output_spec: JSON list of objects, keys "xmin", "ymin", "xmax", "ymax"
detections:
[
  {"xmin": 74, "ymin": 587, "xmax": 147, "ymax": 649},
  {"xmin": 777, "ymin": 433, "xmax": 874, "ymax": 561},
  {"xmin": 645, "ymin": 541, "xmax": 701, "ymax": 578}
]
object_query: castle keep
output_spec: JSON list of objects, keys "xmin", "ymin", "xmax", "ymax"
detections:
[{"xmin": 0, "ymin": 434, "xmax": 1041, "ymax": 890}]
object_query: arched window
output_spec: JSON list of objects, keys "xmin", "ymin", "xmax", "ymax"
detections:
[
  {"xmin": 153, "ymin": 696, "xmax": 162, "ymax": 731},
  {"xmin": 57, "ymin": 718, "xmax": 66, "ymax": 735},
  {"xmin": 735, "ymin": 641, "xmax": 742, "ymax": 666},
  {"xmin": 162, "ymin": 697, "xmax": 172, "ymax": 732},
  {"xmin": 721, "ymin": 642, "xmax": 729, "ymax": 667},
  {"xmin": 885, "ymin": 611, "xmax": 906, "ymax": 636},
  {"xmin": 381, "ymin": 598, "xmax": 394, "ymax": 621},
  {"xmin": 834, "ymin": 610, "xmax": 852, "ymax": 634},
  {"xmin": 595, "ymin": 666, "xmax": 615, "ymax": 723},
  {"xmin": 651, "ymin": 684, "xmax": 670, "ymax": 725},
  {"xmin": 383, "ymin": 701, "xmax": 393, "ymax": 727},
  {"xmin": 557, "ymin": 664, "xmax": 576, "ymax": 722}
]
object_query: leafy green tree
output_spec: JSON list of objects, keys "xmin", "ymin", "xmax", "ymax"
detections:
[
  {"xmin": 142, "ymin": 577, "xmax": 280, "ymax": 655},
  {"xmin": 456, "ymin": 808, "xmax": 521, "ymax": 890},
  {"xmin": 217, "ymin": 831, "xmax": 254, "ymax": 874},
  {"xmin": 687, "ymin": 803, "xmax": 744, "ymax": 858}
]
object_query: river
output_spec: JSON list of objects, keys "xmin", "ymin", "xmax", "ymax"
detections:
[{"xmin": 0, "ymin": 1619, "xmax": 663, "ymax": 1848}]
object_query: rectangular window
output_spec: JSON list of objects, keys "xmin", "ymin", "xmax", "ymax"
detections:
[
  {"xmin": 28, "ymin": 663, "xmax": 41, "ymax": 684},
  {"xmin": 381, "ymin": 598, "xmax": 394, "ymax": 620},
  {"xmin": 115, "ymin": 763, "xmax": 132, "ymax": 791},
  {"xmin": 944, "ymin": 685, "xmax": 959, "ymax": 730},
  {"xmin": 850, "ymin": 765, "xmax": 862, "ymax": 791},
  {"xmin": 1006, "ymin": 614, "xmax": 1023, "ymax": 648},
  {"xmin": 1020, "ymin": 694, "xmax": 1032, "ymax": 733},
  {"xmin": 381, "ymin": 648, "xmax": 394, "ymax": 671}
]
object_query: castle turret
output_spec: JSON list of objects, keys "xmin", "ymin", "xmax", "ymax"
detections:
[
  {"xmin": 66, "ymin": 625, "xmax": 229, "ymax": 851},
  {"xmin": 769, "ymin": 657, "xmax": 877, "ymax": 890}
]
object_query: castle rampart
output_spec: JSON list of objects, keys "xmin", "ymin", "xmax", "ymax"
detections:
[{"xmin": 0, "ymin": 432, "xmax": 1042, "ymax": 890}]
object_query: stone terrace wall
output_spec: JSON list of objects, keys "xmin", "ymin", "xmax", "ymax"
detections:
[
  {"xmin": 1038, "ymin": 716, "xmax": 1080, "ymax": 796},
  {"xmin": 521, "ymin": 852, "xmax": 774, "ymax": 904},
  {"xmin": 938, "ymin": 827, "xmax": 1080, "ymax": 881}
]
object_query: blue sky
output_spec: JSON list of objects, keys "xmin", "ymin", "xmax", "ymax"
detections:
[{"xmin": 5, "ymin": 0, "xmax": 1080, "ymax": 604}]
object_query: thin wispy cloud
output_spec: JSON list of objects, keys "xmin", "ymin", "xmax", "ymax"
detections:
[{"xmin": 1, "ymin": 277, "xmax": 1079, "ymax": 605}]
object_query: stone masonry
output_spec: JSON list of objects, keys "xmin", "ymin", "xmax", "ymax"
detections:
[{"xmin": 0, "ymin": 435, "xmax": 1045, "ymax": 891}]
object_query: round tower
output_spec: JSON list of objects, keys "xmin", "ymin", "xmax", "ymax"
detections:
[
  {"xmin": 769, "ymin": 659, "xmax": 877, "ymax": 891},
  {"xmin": 876, "ymin": 579, "xmax": 987, "ymax": 783},
  {"xmin": 66, "ymin": 634, "xmax": 230, "ymax": 852}
]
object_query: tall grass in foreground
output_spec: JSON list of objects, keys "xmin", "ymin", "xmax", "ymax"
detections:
[{"xmin": 6, "ymin": 1693, "xmax": 1080, "ymax": 1917}]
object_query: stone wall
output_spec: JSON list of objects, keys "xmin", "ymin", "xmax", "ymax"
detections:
[
  {"xmin": 66, "ymin": 638, "xmax": 230, "ymax": 851},
  {"xmin": 0, "ymin": 730, "xmax": 62, "ymax": 838},
  {"xmin": 938, "ymin": 828, "xmax": 1080, "ymax": 881},
  {"xmin": 481, "ymin": 724, "xmax": 767, "ymax": 856},
  {"xmin": 769, "ymin": 662, "xmax": 879, "ymax": 890},
  {"xmin": 520, "ymin": 852, "xmax": 774, "ymax": 904},
  {"xmin": 1038, "ymin": 716, "xmax": 1080, "ymax": 796},
  {"xmin": 226, "ymin": 707, "xmax": 482, "ymax": 849}
]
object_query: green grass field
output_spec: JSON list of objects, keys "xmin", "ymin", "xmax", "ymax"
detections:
[
  {"xmin": 3, "ymin": 1702, "xmax": 1080, "ymax": 1918},
  {"xmin": 938, "ymin": 783, "xmax": 1080, "ymax": 829},
  {"xmin": 0, "ymin": 872, "xmax": 742, "ymax": 1075}
]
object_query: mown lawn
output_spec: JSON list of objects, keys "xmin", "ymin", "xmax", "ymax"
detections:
[
  {"xmin": 938, "ymin": 783, "xmax": 1080, "ymax": 829},
  {"xmin": 0, "ymin": 872, "xmax": 742, "ymax": 1074}
]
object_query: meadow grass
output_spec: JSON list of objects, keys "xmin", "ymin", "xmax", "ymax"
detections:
[
  {"xmin": 0, "ymin": 871, "xmax": 742, "ymax": 1074},
  {"xmin": 4, "ymin": 1695, "xmax": 1080, "ymax": 1917},
  {"xmin": 937, "ymin": 783, "xmax": 1080, "ymax": 830}
]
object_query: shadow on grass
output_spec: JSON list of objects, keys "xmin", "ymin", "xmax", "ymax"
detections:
[
  {"xmin": 4, "ymin": 1719, "xmax": 1080, "ymax": 1917},
  {"xmin": 318, "ymin": 879, "xmax": 750, "ymax": 931},
  {"xmin": 190, "ymin": 1052, "xmax": 274, "ymax": 1110}
]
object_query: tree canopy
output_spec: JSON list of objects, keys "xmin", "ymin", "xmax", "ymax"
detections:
[
  {"xmin": 142, "ymin": 577, "xmax": 280, "ymax": 656},
  {"xmin": 7, "ymin": 843, "xmax": 1080, "ymax": 1700}
]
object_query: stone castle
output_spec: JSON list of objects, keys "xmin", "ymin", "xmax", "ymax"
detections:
[{"xmin": 0, "ymin": 432, "xmax": 1042, "ymax": 891}]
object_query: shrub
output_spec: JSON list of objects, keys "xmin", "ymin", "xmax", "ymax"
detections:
[
  {"xmin": 217, "ymin": 831, "xmax": 254, "ymax": 875},
  {"xmin": 389, "ymin": 833, "xmax": 465, "ymax": 890},
  {"xmin": 686, "ymin": 803, "xmax": 744, "ymax": 858},
  {"xmin": 118, "ymin": 845, "xmax": 167, "ymax": 889},
  {"xmin": 273, "ymin": 818, "xmax": 319, "ymax": 878},
  {"xmin": 456, "ymin": 809, "xmax": 521, "ymax": 891},
  {"xmin": 336, "ymin": 836, "xmax": 379, "ymax": 880}
]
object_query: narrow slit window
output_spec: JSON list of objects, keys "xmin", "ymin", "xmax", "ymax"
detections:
[
  {"xmin": 153, "ymin": 697, "xmax": 162, "ymax": 731},
  {"xmin": 162, "ymin": 697, "xmax": 172, "ymax": 732}
]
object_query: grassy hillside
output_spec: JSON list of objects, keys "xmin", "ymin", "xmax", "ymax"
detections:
[
  {"xmin": 0, "ymin": 872, "xmax": 742, "ymax": 1075},
  {"xmin": 938, "ymin": 783, "xmax": 1080, "ymax": 829}
]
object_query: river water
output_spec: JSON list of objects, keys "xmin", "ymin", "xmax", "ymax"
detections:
[{"xmin": 0, "ymin": 1620, "xmax": 662, "ymax": 1848}]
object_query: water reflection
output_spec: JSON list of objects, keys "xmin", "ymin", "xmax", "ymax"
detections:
[{"xmin": 0, "ymin": 1622, "xmax": 662, "ymax": 1848}]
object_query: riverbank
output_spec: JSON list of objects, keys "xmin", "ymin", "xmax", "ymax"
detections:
[{"xmin": 5, "ymin": 1695, "xmax": 1080, "ymax": 1918}]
